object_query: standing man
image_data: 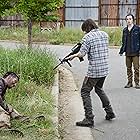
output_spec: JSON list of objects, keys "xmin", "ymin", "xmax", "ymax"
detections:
[
  {"xmin": 66, "ymin": 19, "xmax": 115, "ymax": 127},
  {"xmin": 119, "ymin": 14, "xmax": 140, "ymax": 88},
  {"xmin": 0, "ymin": 72, "xmax": 26, "ymax": 128}
]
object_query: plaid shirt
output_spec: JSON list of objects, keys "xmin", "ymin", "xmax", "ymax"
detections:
[
  {"xmin": 0, "ymin": 78, "xmax": 9, "ymax": 111},
  {"xmin": 80, "ymin": 29, "xmax": 109, "ymax": 78}
]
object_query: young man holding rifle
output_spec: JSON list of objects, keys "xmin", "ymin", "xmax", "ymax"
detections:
[{"xmin": 66, "ymin": 19, "xmax": 115, "ymax": 127}]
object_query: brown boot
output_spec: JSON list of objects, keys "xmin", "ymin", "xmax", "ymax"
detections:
[{"xmin": 124, "ymin": 82, "xmax": 133, "ymax": 88}]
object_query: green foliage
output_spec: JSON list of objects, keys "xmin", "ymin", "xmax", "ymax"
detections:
[
  {"xmin": 46, "ymin": 15, "xmax": 60, "ymax": 22},
  {"xmin": 0, "ymin": 47, "xmax": 57, "ymax": 139},
  {"xmin": 43, "ymin": 28, "xmax": 84, "ymax": 44},
  {"xmin": 0, "ymin": 0, "xmax": 18, "ymax": 16},
  {"xmin": 101, "ymin": 27, "xmax": 122, "ymax": 46},
  {"xmin": 0, "ymin": 0, "xmax": 64, "ymax": 20},
  {"xmin": 0, "ymin": 26, "xmax": 123, "ymax": 46},
  {"xmin": 16, "ymin": 0, "xmax": 64, "ymax": 21},
  {"xmin": 0, "ymin": 47, "xmax": 57, "ymax": 86},
  {"xmin": 15, "ymin": 0, "xmax": 64, "ymax": 47},
  {"xmin": 0, "ymin": 0, "xmax": 64, "ymax": 47},
  {"xmin": 2, "ymin": 80, "xmax": 56, "ymax": 140},
  {"xmin": 0, "ymin": 27, "xmax": 28, "ymax": 42}
]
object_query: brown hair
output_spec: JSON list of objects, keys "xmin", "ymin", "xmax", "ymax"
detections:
[
  {"xmin": 125, "ymin": 13, "xmax": 135, "ymax": 21},
  {"xmin": 81, "ymin": 19, "xmax": 98, "ymax": 33}
]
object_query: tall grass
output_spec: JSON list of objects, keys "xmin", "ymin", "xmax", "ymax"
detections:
[
  {"xmin": 0, "ymin": 27, "xmax": 27, "ymax": 42},
  {"xmin": 44, "ymin": 28, "xmax": 84, "ymax": 44},
  {"xmin": 0, "ymin": 47, "xmax": 57, "ymax": 140},
  {"xmin": 4, "ymin": 81, "xmax": 56, "ymax": 140},
  {"xmin": 0, "ymin": 26, "xmax": 122, "ymax": 46},
  {"xmin": 101, "ymin": 27, "xmax": 123, "ymax": 46},
  {"xmin": 0, "ymin": 47, "xmax": 56, "ymax": 85}
]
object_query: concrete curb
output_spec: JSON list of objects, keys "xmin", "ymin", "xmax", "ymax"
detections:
[
  {"xmin": 57, "ymin": 66, "xmax": 93, "ymax": 140},
  {"xmin": 51, "ymin": 67, "xmax": 94, "ymax": 140},
  {"xmin": 51, "ymin": 70, "xmax": 59, "ymax": 139}
]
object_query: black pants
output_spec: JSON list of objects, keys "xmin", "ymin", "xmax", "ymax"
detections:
[{"xmin": 81, "ymin": 76, "xmax": 113, "ymax": 120}]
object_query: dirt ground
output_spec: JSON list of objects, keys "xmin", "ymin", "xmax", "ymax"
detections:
[{"xmin": 58, "ymin": 66, "xmax": 93, "ymax": 140}]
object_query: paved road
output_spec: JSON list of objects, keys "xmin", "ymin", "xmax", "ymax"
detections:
[{"xmin": 1, "ymin": 41, "xmax": 140, "ymax": 140}]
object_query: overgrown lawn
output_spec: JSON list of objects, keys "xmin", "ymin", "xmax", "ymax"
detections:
[
  {"xmin": 0, "ymin": 26, "xmax": 122, "ymax": 46},
  {"xmin": 0, "ymin": 47, "xmax": 57, "ymax": 140}
]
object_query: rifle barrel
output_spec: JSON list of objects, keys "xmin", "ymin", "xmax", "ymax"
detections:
[{"xmin": 53, "ymin": 62, "xmax": 62, "ymax": 70}]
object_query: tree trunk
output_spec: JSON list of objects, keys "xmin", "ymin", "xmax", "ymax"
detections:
[
  {"xmin": 28, "ymin": 18, "xmax": 32, "ymax": 47},
  {"xmin": 0, "ymin": 16, "xmax": 1, "ymax": 27}
]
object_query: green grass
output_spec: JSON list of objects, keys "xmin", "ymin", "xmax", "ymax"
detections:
[
  {"xmin": 0, "ymin": 26, "xmax": 122, "ymax": 46},
  {"xmin": 0, "ymin": 47, "xmax": 56, "ymax": 85},
  {"xmin": 0, "ymin": 47, "xmax": 58, "ymax": 140},
  {"xmin": 101, "ymin": 27, "xmax": 122, "ymax": 46},
  {"xmin": 0, "ymin": 27, "xmax": 27, "ymax": 42},
  {"xmin": 2, "ymin": 81, "xmax": 56, "ymax": 140},
  {"xmin": 44, "ymin": 28, "xmax": 84, "ymax": 44}
]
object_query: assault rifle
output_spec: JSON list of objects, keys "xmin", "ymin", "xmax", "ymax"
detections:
[{"xmin": 53, "ymin": 43, "xmax": 84, "ymax": 70}]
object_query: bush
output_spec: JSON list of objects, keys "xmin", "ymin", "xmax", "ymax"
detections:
[{"xmin": 0, "ymin": 47, "xmax": 57, "ymax": 86}]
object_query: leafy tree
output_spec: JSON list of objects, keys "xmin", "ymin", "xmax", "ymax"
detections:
[
  {"xmin": 16, "ymin": 0, "xmax": 64, "ymax": 47},
  {"xmin": 0, "ymin": 0, "xmax": 18, "ymax": 16},
  {"xmin": 0, "ymin": 0, "xmax": 19, "ymax": 26}
]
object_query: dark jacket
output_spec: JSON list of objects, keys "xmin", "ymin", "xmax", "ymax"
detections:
[
  {"xmin": 119, "ymin": 25, "xmax": 140, "ymax": 55},
  {"xmin": 0, "ymin": 78, "xmax": 9, "ymax": 112}
]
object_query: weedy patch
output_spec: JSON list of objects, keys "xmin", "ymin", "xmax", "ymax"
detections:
[
  {"xmin": 0, "ymin": 47, "xmax": 58, "ymax": 140},
  {"xmin": 0, "ymin": 26, "xmax": 122, "ymax": 46}
]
